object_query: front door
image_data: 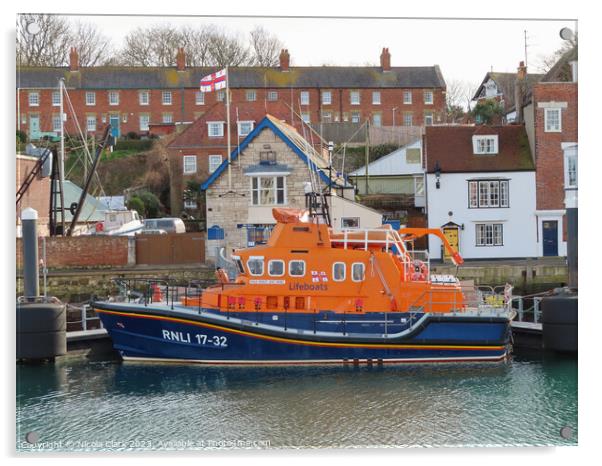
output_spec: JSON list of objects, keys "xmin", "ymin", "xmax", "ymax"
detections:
[
  {"xmin": 29, "ymin": 114, "xmax": 40, "ymax": 140},
  {"xmin": 109, "ymin": 115, "xmax": 120, "ymax": 138},
  {"xmin": 443, "ymin": 226, "xmax": 459, "ymax": 262},
  {"xmin": 542, "ymin": 220, "xmax": 559, "ymax": 256}
]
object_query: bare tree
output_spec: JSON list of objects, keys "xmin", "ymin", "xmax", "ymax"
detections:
[
  {"xmin": 180, "ymin": 25, "xmax": 216, "ymax": 66},
  {"xmin": 71, "ymin": 22, "xmax": 114, "ymax": 66},
  {"xmin": 445, "ymin": 79, "xmax": 478, "ymax": 122},
  {"xmin": 536, "ymin": 34, "xmax": 578, "ymax": 74},
  {"xmin": 17, "ymin": 14, "xmax": 72, "ymax": 66},
  {"xmin": 207, "ymin": 29, "xmax": 251, "ymax": 67},
  {"xmin": 120, "ymin": 24, "xmax": 183, "ymax": 66},
  {"xmin": 248, "ymin": 26, "xmax": 283, "ymax": 66},
  {"xmin": 17, "ymin": 14, "xmax": 113, "ymax": 67}
]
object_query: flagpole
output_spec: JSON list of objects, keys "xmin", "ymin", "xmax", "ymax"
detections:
[{"xmin": 226, "ymin": 66, "xmax": 232, "ymax": 190}]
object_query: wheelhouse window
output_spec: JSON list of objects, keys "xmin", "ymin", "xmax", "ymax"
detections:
[
  {"xmin": 268, "ymin": 260, "xmax": 285, "ymax": 277},
  {"xmin": 472, "ymin": 135, "xmax": 499, "ymax": 154},
  {"xmin": 341, "ymin": 217, "xmax": 360, "ymax": 228},
  {"xmin": 233, "ymin": 257, "xmax": 245, "ymax": 274},
  {"xmin": 469, "ymin": 180, "xmax": 509, "ymax": 208},
  {"xmin": 247, "ymin": 257, "xmax": 264, "ymax": 276},
  {"xmin": 289, "ymin": 260, "xmax": 306, "ymax": 277},
  {"xmin": 545, "ymin": 108, "xmax": 562, "ymax": 132},
  {"xmin": 476, "ymin": 223, "xmax": 503, "ymax": 246},
  {"xmin": 333, "ymin": 262, "xmax": 346, "ymax": 282},
  {"xmin": 251, "ymin": 176, "xmax": 286, "ymax": 206},
  {"xmin": 352, "ymin": 263, "xmax": 365, "ymax": 282}
]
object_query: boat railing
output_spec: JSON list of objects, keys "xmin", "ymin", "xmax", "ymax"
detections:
[{"xmin": 335, "ymin": 227, "xmax": 414, "ymax": 279}]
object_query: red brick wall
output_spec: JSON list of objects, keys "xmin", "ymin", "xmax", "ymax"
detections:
[
  {"xmin": 16, "ymin": 236, "xmax": 129, "ymax": 269},
  {"xmin": 16, "ymin": 156, "xmax": 51, "ymax": 235},
  {"xmin": 533, "ymin": 82, "xmax": 578, "ymax": 212},
  {"xmin": 167, "ymin": 147, "xmax": 214, "ymax": 215},
  {"xmin": 17, "ymin": 85, "xmax": 446, "ymax": 138}
]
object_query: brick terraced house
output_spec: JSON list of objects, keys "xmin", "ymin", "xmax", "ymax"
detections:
[{"xmin": 16, "ymin": 47, "xmax": 446, "ymax": 141}]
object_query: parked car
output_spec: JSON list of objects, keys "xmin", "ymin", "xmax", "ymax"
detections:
[{"xmin": 142, "ymin": 218, "xmax": 186, "ymax": 234}]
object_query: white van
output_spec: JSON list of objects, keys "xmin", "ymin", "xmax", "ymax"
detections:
[{"xmin": 143, "ymin": 218, "xmax": 186, "ymax": 234}]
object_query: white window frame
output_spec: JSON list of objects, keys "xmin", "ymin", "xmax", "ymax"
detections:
[
  {"xmin": 52, "ymin": 114, "xmax": 61, "ymax": 132},
  {"xmin": 139, "ymin": 114, "xmax": 150, "ymax": 131},
  {"xmin": 350, "ymin": 91, "xmax": 360, "ymax": 105},
  {"xmin": 216, "ymin": 90, "xmax": 225, "ymax": 102},
  {"xmin": 470, "ymin": 180, "xmax": 509, "ymax": 208},
  {"xmin": 207, "ymin": 122, "xmax": 224, "ymax": 138},
  {"xmin": 544, "ymin": 108, "xmax": 562, "ymax": 132},
  {"xmin": 28, "ymin": 91, "xmax": 40, "ymax": 107},
  {"xmin": 322, "ymin": 90, "xmax": 332, "ymax": 105},
  {"xmin": 85, "ymin": 92, "xmax": 96, "ymax": 106},
  {"xmin": 424, "ymin": 90, "xmax": 434, "ymax": 105},
  {"xmin": 268, "ymin": 259, "xmax": 285, "ymax": 277},
  {"xmin": 321, "ymin": 111, "xmax": 332, "ymax": 123},
  {"xmin": 472, "ymin": 135, "xmax": 499, "ymax": 155},
  {"xmin": 403, "ymin": 90, "xmax": 412, "ymax": 104},
  {"xmin": 301, "ymin": 112, "xmax": 311, "ymax": 123},
  {"xmin": 372, "ymin": 113, "xmax": 382, "ymax": 127},
  {"xmin": 162, "ymin": 91, "xmax": 172, "ymax": 105},
  {"xmin": 108, "ymin": 91, "xmax": 119, "ymax": 106},
  {"xmin": 250, "ymin": 176, "xmax": 287, "ymax": 206},
  {"xmin": 208, "ymin": 154, "xmax": 222, "ymax": 173},
  {"xmin": 195, "ymin": 91, "xmax": 204, "ymax": 105},
  {"xmin": 563, "ymin": 144, "xmax": 578, "ymax": 189},
  {"xmin": 372, "ymin": 91, "xmax": 381, "ymax": 105},
  {"xmin": 162, "ymin": 113, "xmax": 173, "ymax": 124},
  {"xmin": 300, "ymin": 91, "xmax": 310, "ymax": 105},
  {"xmin": 332, "ymin": 262, "xmax": 346, "ymax": 282},
  {"xmin": 86, "ymin": 115, "xmax": 96, "ymax": 132},
  {"xmin": 184, "ymin": 199, "xmax": 197, "ymax": 209},
  {"xmin": 247, "ymin": 257, "xmax": 265, "ymax": 277},
  {"xmin": 139, "ymin": 90, "xmax": 150, "ymax": 106},
  {"xmin": 351, "ymin": 262, "xmax": 365, "ymax": 282},
  {"xmin": 288, "ymin": 260, "xmax": 306, "ymax": 277},
  {"xmin": 475, "ymin": 223, "xmax": 504, "ymax": 247},
  {"xmin": 238, "ymin": 121, "xmax": 254, "ymax": 137},
  {"xmin": 424, "ymin": 112, "xmax": 434, "ymax": 126},
  {"xmin": 351, "ymin": 112, "xmax": 361, "ymax": 123},
  {"xmin": 246, "ymin": 90, "xmax": 257, "ymax": 102},
  {"xmin": 183, "ymin": 155, "xmax": 197, "ymax": 174},
  {"xmin": 267, "ymin": 91, "xmax": 278, "ymax": 101},
  {"xmin": 51, "ymin": 91, "xmax": 60, "ymax": 106}
]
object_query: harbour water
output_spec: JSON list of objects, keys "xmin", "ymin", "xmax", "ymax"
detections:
[{"xmin": 16, "ymin": 353, "xmax": 577, "ymax": 451}]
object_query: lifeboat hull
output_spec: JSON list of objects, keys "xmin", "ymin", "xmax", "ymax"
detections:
[{"xmin": 94, "ymin": 302, "xmax": 511, "ymax": 365}]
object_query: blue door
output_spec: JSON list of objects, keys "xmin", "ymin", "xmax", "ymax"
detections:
[
  {"xmin": 109, "ymin": 115, "xmax": 120, "ymax": 138},
  {"xmin": 542, "ymin": 221, "xmax": 558, "ymax": 256}
]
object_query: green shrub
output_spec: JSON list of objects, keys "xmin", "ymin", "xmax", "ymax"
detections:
[
  {"xmin": 114, "ymin": 139, "xmax": 153, "ymax": 152},
  {"xmin": 16, "ymin": 130, "xmax": 27, "ymax": 144},
  {"xmin": 127, "ymin": 196, "xmax": 145, "ymax": 216}
]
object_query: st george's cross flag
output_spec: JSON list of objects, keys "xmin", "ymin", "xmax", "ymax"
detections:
[{"xmin": 200, "ymin": 69, "xmax": 227, "ymax": 92}]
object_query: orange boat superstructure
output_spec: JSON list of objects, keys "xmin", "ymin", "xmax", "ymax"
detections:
[{"xmin": 184, "ymin": 208, "xmax": 469, "ymax": 315}]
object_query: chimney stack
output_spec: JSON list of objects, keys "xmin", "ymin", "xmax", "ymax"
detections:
[
  {"xmin": 176, "ymin": 48, "xmax": 186, "ymax": 71},
  {"xmin": 514, "ymin": 61, "xmax": 527, "ymax": 123},
  {"xmin": 279, "ymin": 49, "xmax": 290, "ymax": 72},
  {"xmin": 69, "ymin": 47, "xmax": 79, "ymax": 72},
  {"xmin": 380, "ymin": 47, "xmax": 391, "ymax": 72}
]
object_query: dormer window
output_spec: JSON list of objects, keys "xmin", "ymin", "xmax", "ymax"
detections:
[
  {"xmin": 238, "ymin": 121, "xmax": 254, "ymax": 137},
  {"xmin": 472, "ymin": 135, "xmax": 499, "ymax": 155}
]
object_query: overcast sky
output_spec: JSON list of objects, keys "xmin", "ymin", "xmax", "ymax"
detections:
[{"xmin": 54, "ymin": 14, "xmax": 576, "ymax": 89}]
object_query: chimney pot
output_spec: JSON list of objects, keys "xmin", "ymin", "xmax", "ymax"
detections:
[
  {"xmin": 69, "ymin": 47, "xmax": 79, "ymax": 72},
  {"xmin": 176, "ymin": 47, "xmax": 186, "ymax": 71},
  {"xmin": 380, "ymin": 47, "xmax": 391, "ymax": 72},
  {"xmin": 279, "ymin": 48, "xmax": 290, "ymax": 72}
]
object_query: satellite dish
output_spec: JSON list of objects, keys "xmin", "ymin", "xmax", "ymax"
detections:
[
  {"xmin": 559, "ymin": 27, "xmax": 574, "ymax": 41},
  {"xmin": 25, "ymin": 21, "xmax": 41, "ymax": 35}
]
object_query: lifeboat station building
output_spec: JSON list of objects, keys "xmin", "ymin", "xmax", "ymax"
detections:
[
  {"xmin": 200, "ymin": 115, "xmax": 383, "ymax": 261},
  {"xmin": 424, "ymin": 124, "xmax": 537, "ymax": 261}
]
